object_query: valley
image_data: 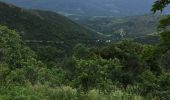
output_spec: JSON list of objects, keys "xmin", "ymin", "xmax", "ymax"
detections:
[{"xmin": 71, "ymin": 14, "xmax": 161, "ymax": 38}]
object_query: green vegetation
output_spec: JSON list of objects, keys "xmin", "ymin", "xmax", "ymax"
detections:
[
  {"xmin": 0, "ymin": 85, "xmax": 144, "ymax": 100},
  {"xmin": 1, "ymin": 25, "xmax": 170, "ymax": 99},
  {"xmin": 0, "ymin": 0, "xmax": 170, "ymax": 100},
  {"xmin": 76, "ymin": 14, "xmax": 161, "ymax": 39}
]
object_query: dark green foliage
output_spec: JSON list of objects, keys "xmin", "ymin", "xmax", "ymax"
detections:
[
  {"xmin": 159, "ymin": 15, "xmax": 170, "ymax": 28},
  {"xmin": 161, "ymin": 50, "xmax": 170, "ymax": 69},
  {"xmin": 152, "ymin": 1, "xmax": 170, "ymax": 48},
  {"xmin": 133, "ymin": 35, "xmax": 160, "ymax": 45},
  {"xmin": 70, "ymin": 41, "xmax": 147, "ymax": 90},
  {"xmin": 160, "ymin": 30, "xmax": 170, "ymax": 47},
  {"xmin": 140, "ymin": 71, "xmax": 170, "ymax": 99},
  {"xmin": 141, "ymin": 45, "xmax": 162, "ymax": 73},
  {"xmin": 69, "ymin": 39, "xmax": 170, "ymax": 99},
  {"xmin": 152, "ymin": 0, "xmax": 170, "ymax": 13},
  {"xmin": 72, "ymin": 58, "xmax": 121, "ymax": 92},
  {"xmin": 73, "ymin": 44, "xmax": 98, "ymax": 60},
  {"xmin": 99, "ymin": 41, "xmax": 147, "ymax": 87},
  {"xmin": 100, "ymin": 41, "xmax": 146, "ymax": 73},
  {"xmin": 151, "ymin": 0, "xmax": 170, "ymax": 72}
]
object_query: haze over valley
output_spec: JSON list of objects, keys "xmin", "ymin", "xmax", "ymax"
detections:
[{"xmin": 1, "ymin": 0, "xmax": 169, "ymax": 17}]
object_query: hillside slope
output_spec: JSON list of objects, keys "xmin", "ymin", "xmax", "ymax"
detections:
[
  {"xmin": 0, "ymin": 1, "xmax": 99, "ymax": 42},
  {"xmin": 74, "ymin": 14, "xmax": 161, "ymax": 39}
]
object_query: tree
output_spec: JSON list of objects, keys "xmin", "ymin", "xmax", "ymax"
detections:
[
  {"xmin": 152, "ymin": 0, "xmax": 170, "ymax": 49},
  {"xmin": 100, "ymin": 41, "xmax": 147, "ymax": 86},
  {"xmin": 72, "ymin": 57, "xmax": 122, "ymax": 92},
  {"xmin": 148, "ymin": 0, "xmax": 170, "ymax": 72},
  {"xmin": 141, "ymin": 45, "xmax": 162, "ymax": 73},
  {"xmin": 152, "ymin": 0, "xmax": 170, "ymax": 13},
  {"xmin": 0, "ymin": 25, "xmax": 43, "ymax": 85},
  {"xmin": 73, "ymin": 44, "xmax": 90, "ymax": 59}
]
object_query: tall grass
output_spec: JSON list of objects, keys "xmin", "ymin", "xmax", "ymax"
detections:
[
  {"xmin": 0, "ymin": 85, "xmax": 147, "ymax": 100},
  {"xmin": 87, "ymin": 89, "xmax": 144, "ymax": 100}
]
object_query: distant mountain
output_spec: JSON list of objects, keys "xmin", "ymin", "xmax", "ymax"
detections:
[
  {"xmin": 0, "ymin": 1, "xmax": 99, "ymax": 41},
  {"xmin": 73, "ymin": 14, "xmax": 162, "ymax": 39},
  {"xmin": 1, "ymin": 0, "xmax": 169, "ymax": 17}
]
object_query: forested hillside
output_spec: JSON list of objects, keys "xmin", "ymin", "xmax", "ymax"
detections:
[
  {"xmin": 0, "ymin": 1, "xmax": 170, "ymax": 100},
  {"xmin": 73, "ymin": 14, "xmax": 161, "ymax": 39},
  {"xmin": 0, "ymin": 2, "xmax": 99, "ymax": 41}
]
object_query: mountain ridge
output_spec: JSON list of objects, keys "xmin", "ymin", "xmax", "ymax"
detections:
[
  {"xmin": 0, "ymin": 1, "xmax": 99, "ymax": 42},
  {"xmin": 73, "ymin": 14, "xmax": 162, "ymax": 40},
  {"xmin": 0, "ymin": 0, "xmax": 159, "ymax": 17}
]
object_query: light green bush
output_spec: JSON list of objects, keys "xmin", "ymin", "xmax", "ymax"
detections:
[
  {"xmin": 109, "ymin": 90, "xmax": 144, "ymax": 100},
  {"xmin": 87, "ymin": 89, "xmax": 107, "ymax": 100}
]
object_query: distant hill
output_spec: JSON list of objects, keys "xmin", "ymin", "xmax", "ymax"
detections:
[
  {"xmin": 73, "ymin": 14, "xmax": 162, "ymax": 39},
  {"xmin": 1, "ymin": 0, "xmax": 169, "ymax": 17},
  {"xmin": 0, "ymin": 1, "xmax": 99, "ymax": 42},
  {"xmin": 133, "ymin": 35, "xmax": 160, "ymax": 45}
]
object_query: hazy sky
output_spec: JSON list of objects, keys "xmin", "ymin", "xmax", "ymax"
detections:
[{"xmin": 0, "ymin": 0, "xmax": 169, "ymax": 16}]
